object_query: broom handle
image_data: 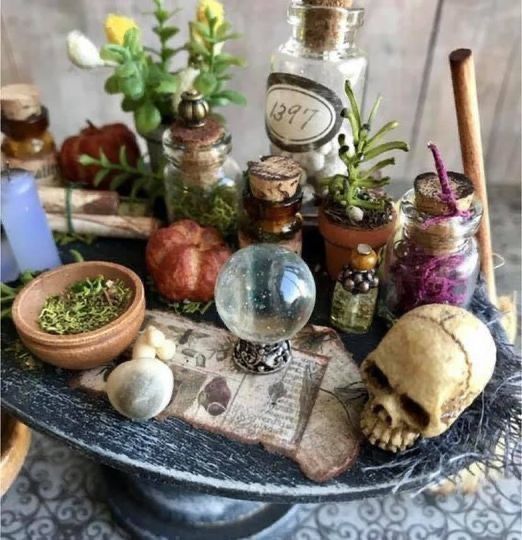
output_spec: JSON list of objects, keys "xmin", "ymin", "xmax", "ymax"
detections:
[{"xmin": 449, "ymin": 48, "xmax": 497, "ymax": 303}]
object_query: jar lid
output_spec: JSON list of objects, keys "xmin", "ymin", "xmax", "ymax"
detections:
[
  {"xmin": 414, "ymin": 171, "xmax": 474, "ymax": 215},
  {"xmin": 169, "ymin": 90, "xmax": 224, "ymax": 148},
  {"xmin": 1, "ymin": 84, "xmax": 42, "ymax": 121}
]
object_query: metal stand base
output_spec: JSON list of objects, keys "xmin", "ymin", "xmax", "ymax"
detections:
[
  {"xmin": 233, "ymin": 339, "xmax": 292, "ymax": 373},
  {"xmin": 102, "ymin": 467, "xmax": 294, "ymax": 540}
]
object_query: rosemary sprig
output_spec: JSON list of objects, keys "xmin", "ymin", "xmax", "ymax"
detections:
[
  {"xmin": 79, "ymin": 147, "xmax": 164, "ymax": 203},
  {"xmin": 38, "ymin": 275, "xmax": 131, "ymax": 335}
]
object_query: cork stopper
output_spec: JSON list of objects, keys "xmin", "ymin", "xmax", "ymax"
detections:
[
  {"xmin": 248, "ymin": 155, "xmax": 303, "ymax": 202},
  {"xmin": 1, "ymin": 84, "xmax": 41, "ymax": 121},
  {"xmin": 302, "ymin": 0, "xmax": 355, "ymax": 51},
  {"xmin": 414, "ymin": 172, "xmax": 474, "ymax": 215}
]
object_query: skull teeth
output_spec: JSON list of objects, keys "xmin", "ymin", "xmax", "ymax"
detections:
[{"xmin": 360, "ymin": 403, "xmax": 419, "ymax": 453}]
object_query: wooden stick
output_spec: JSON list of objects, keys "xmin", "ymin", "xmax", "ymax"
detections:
[
  {"xmin": 46, "ymin": 213, "xmax": 161, "ymax": 239},
  {"xmin": 449, "ymin": 49, "xmax": 497, "ymax": 302},
  {"xmin": 38, "ymin": 186, "xmax": 120, "ymax": 215}
]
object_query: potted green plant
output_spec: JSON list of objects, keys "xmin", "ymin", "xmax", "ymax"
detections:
[
  {"xmin": 318, "ymin": 81, "xmax": 409, "ymax": 279},
  {"xmin": 66, "ymin": 0, "xmax": 245, "ymax": 172}
]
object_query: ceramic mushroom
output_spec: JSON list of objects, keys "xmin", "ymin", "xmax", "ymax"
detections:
[
  {"xmin": 106, "ymin": 325, "xmax": 176, "ymax": 420},
  {"xmin": 360, "ymin": 304, "xmax": 496, "ymax": 452}
]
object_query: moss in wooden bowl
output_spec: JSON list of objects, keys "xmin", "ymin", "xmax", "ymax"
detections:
[{"xmin": 38, "ymin": 275, "xmax": 131, "ymax": 335}]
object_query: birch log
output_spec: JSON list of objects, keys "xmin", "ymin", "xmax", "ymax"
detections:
[
  {"xmin": 47, "ymin": 213, "xmax": 161, "ymax": 239},
  {"xmin": 38, "ymin": 186, "xmax": 119, "ymax": 215}
]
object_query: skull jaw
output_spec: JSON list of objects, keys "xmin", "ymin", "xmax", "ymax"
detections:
[{"xmin": 360, "ymin": 401, "xmax": 419, "ymax": 453}]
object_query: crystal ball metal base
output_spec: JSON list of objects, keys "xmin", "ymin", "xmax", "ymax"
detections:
[{"xmin": 233, "ymin": 339, "xmax": 292, "ymax": 374}]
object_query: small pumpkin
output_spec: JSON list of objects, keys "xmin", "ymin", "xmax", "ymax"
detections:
[
  {"xmin": 59, "ymin": 121, "xmax": 140, "ymax": 189},
  {"xmin": 146, "ymin": 219, "xmax": 232, "ymax": 302}
]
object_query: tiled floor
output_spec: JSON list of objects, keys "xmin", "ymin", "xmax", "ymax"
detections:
[
  {"xmin": 2, "ymin": 431, "xmax": 521, "ymax": 539},
  {"xmin": 2, "ymin": 185, "xmax": 520, "ymax": 539}
]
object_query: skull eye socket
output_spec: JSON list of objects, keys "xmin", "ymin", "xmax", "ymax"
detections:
[
  {"xmin": 364, "ymin": 363, "xmax": 391, "ymax": 391},
  {"xmin": 400, "ymin": 395, "xmax": 430, "ymax": 428}
]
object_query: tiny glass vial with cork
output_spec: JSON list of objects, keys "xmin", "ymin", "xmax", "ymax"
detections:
[
  {"xmin": 330, "ymin": 243, "xmax": 379, "ymax": 333},
  {"xmin": 238, "ymin": 156, "xmax": 304, "ymax": 254},
  {"xmin": 162, "ymin": 90, "xmax": 241, "ymax": 235},
  {"xmin": 378, "ymin": 144, "xmax": 482, "ymax": 323},
  {"xmin": 1, "ymin": 84, "xmax": 61, "ymax": 186},
  {"xmin": 265, "ymin": 0, "xmax": 367, "ymax": 194}
]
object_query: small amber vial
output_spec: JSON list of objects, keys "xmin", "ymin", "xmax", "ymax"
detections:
[
  {"xmin": 330, "ymin": 244, "xmax": 380, "ymax": 333},
  {"xmin": 1, "ymin": 84, "xmax": 61, "ymax": 186},
  {"xmin": 238, "ymin": 186, "xmax": 303, "ymax": 254}
]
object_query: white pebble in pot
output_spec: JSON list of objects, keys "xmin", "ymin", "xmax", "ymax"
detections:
[{"xmin": 106, "ymin": 358, "xmax": 174, "ymax": 420}]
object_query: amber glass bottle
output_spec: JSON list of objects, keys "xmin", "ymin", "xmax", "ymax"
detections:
[{"xmin": 1, "ymin": 84, "xmax": 61, "ymax": 186}]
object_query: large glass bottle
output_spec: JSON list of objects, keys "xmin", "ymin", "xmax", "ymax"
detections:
[{"xmin": 265, "ymin": 0, "xmax": 368, "ymax": 195}]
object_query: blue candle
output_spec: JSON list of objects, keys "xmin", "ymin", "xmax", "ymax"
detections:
[
  {"xmin": 1, "ymin": 168, "xmax": 61, "ymax": 272},
  {"xmin": 1, "ymin": 226, "xmax": 20, "ymax": 282}
]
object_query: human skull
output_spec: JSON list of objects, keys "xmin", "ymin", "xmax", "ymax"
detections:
[{"xmin": 360, "ymin": 304, "xmax": 496, "ymax": 452}]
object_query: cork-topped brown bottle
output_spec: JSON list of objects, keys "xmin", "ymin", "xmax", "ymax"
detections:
[
  {"xmin": 1, "ymin": 84, "xmax": 61, "ymax": 186},
  {"xmin": 239, "ymin": 155, "xmax": 304, "ymax": 254}
]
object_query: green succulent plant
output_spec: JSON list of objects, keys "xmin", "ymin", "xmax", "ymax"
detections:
[{"xmin": 324, "ymin": 81, "xmax": 409, "ymax": 219}]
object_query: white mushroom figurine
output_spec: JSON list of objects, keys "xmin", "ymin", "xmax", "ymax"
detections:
[{"xmin": 106, "ymin": 325, "xmax": 176, "ymax": 420}]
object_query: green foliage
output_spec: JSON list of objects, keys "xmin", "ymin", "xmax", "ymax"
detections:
[
  {"xmin": 1, "ymin": 271, "xmax": 38, "ymax": 319},
  {"xmin": 187, "ymin": 7, "xmax": 246, "ymax": 109},
  {"xmin": 166, "ymin": 178, "xmax": 238, "ymax": 237},
  {"xmin": 39, "ymin": 276, "xmax": 131, "ymax": 335},
  {"xmin": 101, "ymin": 17, "xmax": 181, "ymax": 134},
  {"xmin": 166, "ymin": 299, "xmax": 214, "ymax": 315},
  {"xmin": 54, "ymin": 232, "xmax": 96, "ymax": 247},
  {"xmin": 323, "ymin": 81, "xmax": 409, "ymax": 215},
  {"xmin": 79, "ymin": 146, "xmax": 164, "ymax": 203}
]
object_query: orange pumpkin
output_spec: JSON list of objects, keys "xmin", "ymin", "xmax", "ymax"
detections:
[
  {"xmin": 146, "ymin": 220, "xmax": 232, "ymax": 302},
  {"xmin": 59, "ymin": 121, "xmax": 140, "ymax": 189}
]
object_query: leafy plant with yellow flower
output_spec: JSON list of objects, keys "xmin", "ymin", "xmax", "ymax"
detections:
[
  {"xmin": 67, "ymin": 0, "xmax": 245, "ymax": 135},
  {"xmin": 188, "ymin": 0, "xmax": 246, "ymax": 109}
]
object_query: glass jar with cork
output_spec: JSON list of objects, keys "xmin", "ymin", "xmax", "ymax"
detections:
[
  {"xmin": 162, "ymin": 90, "xmax": 241, "ymax": 237},
  {"xmin": 1, "ymin": 84, "xmax": 61, "ymax": 186},
  {"xmin": 378, "ymin": 144, "xmax": 482, "ymax": 323},
  {"xmin": 330, "ymin": 243, "xmax": 380, "ymax": 333},
  {"xmin": 265, "ymin": 0, "xmax": 367, "ymax": 195},
  {"xmin": 238, "ymin": 156, "xmax": 304, "ymax": 254}
]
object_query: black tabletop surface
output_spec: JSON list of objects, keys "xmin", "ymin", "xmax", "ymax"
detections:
[{"xmin": 1, "ymin": 230, "xmax": 433, "ymax": 502}]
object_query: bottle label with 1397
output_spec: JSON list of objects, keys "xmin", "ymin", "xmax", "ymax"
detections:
[{"xmin": 265, "ymin": 73, "xmax": 344, "ymax": 153}]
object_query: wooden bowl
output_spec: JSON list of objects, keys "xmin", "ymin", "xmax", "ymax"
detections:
[
  {"xmin": 12, "ymin": 261, "xmax": 145, "ymax": 370},
  {"xmin": 1, "ymin": 412, "xmax": 31, "ymax": 496}
]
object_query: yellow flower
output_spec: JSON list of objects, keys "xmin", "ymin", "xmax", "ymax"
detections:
[
  {"xmin": 196, "ymin": 0, "xmax": 224, "ymax": 28},
  {"xmin": 105, "ymin": 14, "xmax": 139, "ymax": 46}
]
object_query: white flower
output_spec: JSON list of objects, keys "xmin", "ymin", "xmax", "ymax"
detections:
[
  {"xmin": 67, "ymin": 31, "xmax": 105, "ymax": 69},
  {"xmin": 172, "ymin": 66, "xmax": 200, "ymax": 112}
]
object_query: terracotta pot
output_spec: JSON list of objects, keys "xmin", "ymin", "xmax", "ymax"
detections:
[
  {"xmin": 1, "ymin": 412, "xmax": 31, "ymax": 496},
  {"xmin": 318, "ymin": 207, "xmax": 397, "ymax": 279},
  {"xmin": 12, "ymin": 261, "xmax": 145, "ymax": 370}
]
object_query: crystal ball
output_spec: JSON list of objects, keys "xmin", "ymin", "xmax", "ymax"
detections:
[{"xmin": 215, "ymin": 245, "xmax": 316, "ymax": 344}]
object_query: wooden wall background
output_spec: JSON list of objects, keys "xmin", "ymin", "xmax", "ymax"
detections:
[{"xmin": 2, "ymin": 0, "xmax": 520, "ymax": 185}]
